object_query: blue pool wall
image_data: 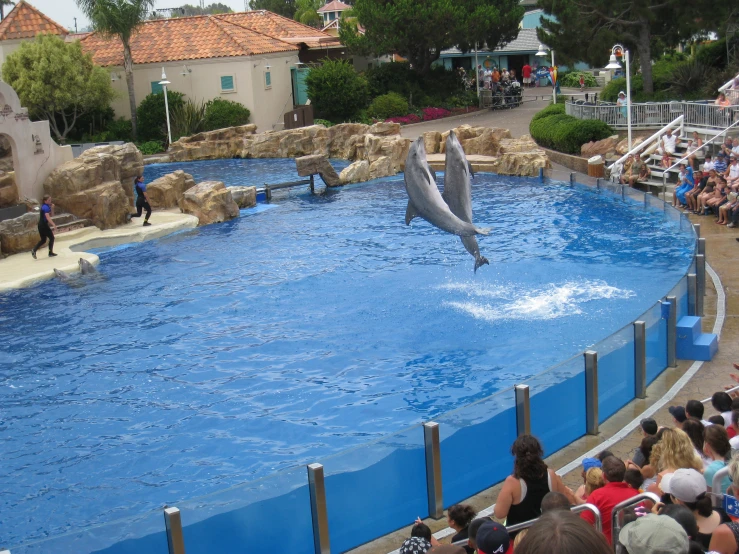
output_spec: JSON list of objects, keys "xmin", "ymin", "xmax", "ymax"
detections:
[{"xmin": 10, "ymin": 179, "xmax": 697, "ymax": 554}]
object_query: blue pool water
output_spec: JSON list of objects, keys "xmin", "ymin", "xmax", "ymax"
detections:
[{"xmin": 1, "ymin": 159, "xmax": 694, "ymax": 547}]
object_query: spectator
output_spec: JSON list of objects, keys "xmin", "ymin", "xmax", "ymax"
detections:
[
  {"xmin": 632, "ymin": 419, "xmax": 659, "ymax": 467},
  {"xmin": 493, "ymin": 435, "xmax": 576, "ymax": 527},
  {"xmin": 617, "ymin": 91, "xmax": 628, "ymax": 119},
  {"xmin": 412, "ymin": 522, "xmax": 434, "ymax": 541},
  {"xmin": 429, "ymin": 546, "xmax": 465, "ymax": 554},
  {"xmin": 685, "ymin": 399, "xmax": 709, "ymax": 425},
  {"xmin": 717, "ymin": 191, "xmax": 738, "ymax": 225},
  {"xmin": 658, "ymin": 128, "xmax": 677, "ymax": 156},
  {"xmin": 695, "ymin": 169, "xmax": 719, "ymax": 214},
  {"xmin": 597, "ymin": 449, "xmax": 615, "ymax": 462},
  {"xmin": 620, "ymin": 154, "xmax": 636, "ymax": 185},
  {"xmin": 681, "ymin": 418, "xmax": 710, "ymax": 468},
  {"xmin": 727, "ymin": 155, "xmax": 739, "ymax": 191},
  {"xmin": 625, "ymin": 468, "xmax": 645, "ymax": 491},
  {"xmin": 627, "ymin": 154, "xmax": 651, "ymax": 187},
  {"xmin": 670, "ymin": 405, "xmax": 688, "ymax": 428},
  {"xmin": 467, "ymin": 518, "xmax": 489, "ymax": 552},
  {"xmin": 660, "ymin": 150, "xmax": 673, "ymax": 170},
  {"xmin": 707, "ymin": 454, "xmax": 739, "ymax": 554},
  {"xmin": 684, "ymin": 170, "xmax": 705, "ymax": 213},
  {"xmin": 574, "ymin": 457, "xmax": 602, "ymax": 502},
  {"xmin": 474, "ymin": 520, "xmax": 511, "ymax": 554},
  {"xmin": 580, "ymin": 456, "xmax": 639, "ymax": 544},
  {"xmin": 401, "ymin": 536, "xmax": 433, "ymax": 554},
  {"xmin": 674, "ymin": 162, "xmax": 694, "ymax": 208},
  {"xmin": 648, "ymin": 428, "xmax": 703, "ymax": 497},
  {"xmin": 727, "ymin": 408, "xmax": 739, "ymax": 446},
  {"xmin": 575, "ymin": 466, "xmax": 605, "ymax": 504},
  {"xmin": 446, "ymin": 504, "xmax": 476, "ymax": 554},
  {"xmin": 710, "ymin": 415, "xmax": 726, "ymax": 426},
  {"xmin": 712, "ymin": 392, "xmax": 734, "ymax": 426},
  {"xmin": 703, "ymin": 153, "xmax": 715, "ymax": 173},
  {"xmin": 687, "ymin": 132, "xmax": 705, "ymax": 170},
  {"xmin": 619, "ymin": 513, "xmax": 689, "ymax": 554},
  {"xmin": 541, "ymin": 491, "xmax": 572, "ymax": 513},
  {"xmin": 659, "ymin": 504, "xmax": 700, "ymax": 545},
  {"xmin": 716, "ymin": 92, "xmax": 732, "ymax": 112},
  {"xmin": 705, "ymin": 176, "xmax": 728, "ymax": 215},
  {"xmin": 517, "ymin": 510, "xmax": 612, "ymax": 554},
  {"xmin": 522, "ymin": 63, "xmax": 532, "ymax": 87},
  {"xmin": 630, "ymin": 435, "xmax": 660, "ymax": 490},
  {"xmin": 714, "ymin": 153, "xmax": 729, "ymax": 177},
  {"xmin": 704, "ymin": 425, "xmax": 732, "ymax": 493}
]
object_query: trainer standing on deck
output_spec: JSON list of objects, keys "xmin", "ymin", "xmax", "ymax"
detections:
[
  {"xmin": 31, "ymin": 195, "xmax": 57, "ymax": 259},
  {"xmin": 130, "ymin": 175, "xmax": 152, "ymax": 226}
]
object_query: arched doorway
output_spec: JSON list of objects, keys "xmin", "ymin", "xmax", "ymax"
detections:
[{"xmin": 0, "ymin": 133, "xmax": 21, "ymax": 217}]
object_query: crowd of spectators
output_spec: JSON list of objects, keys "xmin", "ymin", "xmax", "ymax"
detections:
[{"xmin": 399, "ymin": 385, "xmax": 739, "ymax": 554}]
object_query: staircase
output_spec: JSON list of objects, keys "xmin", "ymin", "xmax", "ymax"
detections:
[
  {"xmin": 636, "ymin": 137, "xmax": 695, "ymax": 197},
  {"xmin": 677, "ymin": 315, "xmax": 718, "ymax": 361},
  {"xmin": 51, "ymin": 212, "xmax": 93, "ymax": 234}
]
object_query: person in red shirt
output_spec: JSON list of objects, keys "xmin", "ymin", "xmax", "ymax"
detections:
[
  {"xmin": 581, "ymin": 455, "xmax": 639, "ymax": 545},
  {"xmin": 522, "ymin": 63, "xmax": 532, "ymax": 87}
]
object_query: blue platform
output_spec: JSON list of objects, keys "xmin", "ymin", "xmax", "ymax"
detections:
[{"xmin": 677, "ymin": 316, "xmax": 718, "ymax": 361}]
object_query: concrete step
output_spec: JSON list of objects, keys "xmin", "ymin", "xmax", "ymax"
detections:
[{"xmin": 51, "ymin": 213, "xmax": 77, "ymax": 225}]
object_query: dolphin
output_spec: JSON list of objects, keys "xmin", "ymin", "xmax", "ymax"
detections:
[
  {"xmin": 78, "ymin": 258, "xmax": 97, "ymax": 275},
  {"xmin": 443, "ymin": 132, "xmax": 490, "ymax": 272},
  {"xmin": 53, "ymin": 268, "xmax": 71, "ymax": 281},
  {"xmin": 404, "ymin": 137, "xmax": 490, "ymax": 237}
]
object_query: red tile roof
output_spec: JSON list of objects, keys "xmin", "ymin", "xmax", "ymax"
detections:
[
  {"xmin": 317, "ymin": 1, "xmax": 352, "ymax": 13},
  {"xmin": 0, "ymin": 0, "xmax": 67, "ymax": 41},
  {"xmin": 80, "ymin": 10, "xmax": 341, "ymax": 67}
]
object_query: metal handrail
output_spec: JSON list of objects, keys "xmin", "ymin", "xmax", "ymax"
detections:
[
  {"xmin": 718, "ymin": 71, "xmax": 739, "ymax": 93},
  {"xmin": 611, "ymin": 492, "xmax": 660, "ymax": 548},
  {"xmin": 502, "ymin": 502, "xmax": 602, "ymax": 535},
  {"xmin": 702, "ymin": 384, "xmax": 739, "ymax": 403},
  {"xmin": 610, "ymin": 115, "xmax": 684, "ymax": 169},
  {"xmin": 712, "ymin": 466, "xmax": 731, "ymax": 506}
]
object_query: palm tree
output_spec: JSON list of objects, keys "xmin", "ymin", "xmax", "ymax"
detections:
[
  {"xmin": 75, "ymin": 0, "xmax": 154, "ymax": 139},
  {"xmin": 0, "ymin": 0, "xmax": 16, "ymax": 20}
]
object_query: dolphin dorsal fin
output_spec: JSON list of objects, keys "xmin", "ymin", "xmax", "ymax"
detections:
[{"xmin": 405, "ymin": 201, "xmax": 419, "ymax": 225}]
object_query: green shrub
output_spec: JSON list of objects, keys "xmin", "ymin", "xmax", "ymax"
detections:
[
  {"xmin": 203, "ymin": 98, "xmax": 251, "ymax": 131},
  {"xmin": 171, "ymin": 99, "xmax": 206, "ymax": 141},
  {"xmin": 444, "ymin": 90, "xmax": 480, "ymax": 108},
  {"xmin": 365, "ymin": 62, "xmax": 465, "ymax": 107},
  {"xmin": 367, "ymin": 92, "xmax": 409, "ymax": 120},
  {"xmin": 105, "ymin": 117, "xmax": 133, "ymax": 141},
  {"xmin": 137, "ymin": 140, "xmax": 164, "ymax": 155},
  {"xmin": 529, "ymin": 106, "xmax": 612, "ymax": 154},
  {"xmin": 136, "ymin": 91, "xmax": 185, "ymax": 142},
  {"xmin": 560, "ymin": 72, "xmax": 598, "ymax": 88},
  {"xmin": 314, "ymin": 118, "xmax": 334, "ymax": 127},
  {"xmin": 305, "ymin": 59, "xmax": 369, "ymax": 122}
]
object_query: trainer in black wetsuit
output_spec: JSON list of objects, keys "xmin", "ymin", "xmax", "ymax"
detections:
[
  {"xmin": 32, "ymin": 195, "xmax": 57, "ymax": 258},
  {"xmin": 130, "ymin": 175, "xmax": 152, "ymax": 226}
]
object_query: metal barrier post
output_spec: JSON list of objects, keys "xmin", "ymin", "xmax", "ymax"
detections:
[
  {"xmin": 696, "ymin": 254, "xmax": 705, "ymax": 316},
  {"xmin": 164, "ymin": 507, "xmax": 186, "ymax": 554},
  {"xmin": 688, "ymin": 273, "xmax": 697, "ymax": 316},
  {"xmin": 694, "ymin": 223, "xmax": 701, "ymax": 238},
  {"xmin": 423, "ymin": 422, "xmax": 444, "ymax": 519},
  {"xmin": 621, "ymin": 184, "xmax": 625, "ymax": 201},
  {"xmin": 634, "ymin": 321, "xmax": 647, "ymax": 399},
  {"xmin": 308, "ymin": 463, "xmax": 331, "ymax": 554},
  {"xmin": 712, "ymin": 466, "xmax": 731, "ymax": 507},
  {"xmin": 698, "ymin": 237, "xmax": 706, "ymax": 256},
  {"xmin": 570, "ymin": 172, "xmax": 575, "ymax": 184},
  {"xmin": 570, "ymin": 503, "xmax": 603, "ymax": 533},
  {"xmin": 643, "ymin": 191, "xmax": 647, "ymax": 208},
  {"xmin": 666, "ymin": 296, "xmax": 677, "ymax": 368},
  {"xmin": 585, "ymin": 350, "xmax": 599, "ymax": 435},
  {"xmin": 515, "ymin": 385, "xmax": 531, "ymax": 437},
  {"xmin": 611, "ymin": 492, "xmax": 661, "ymax": 548},
  {"xmin": 596, "ymin": 178, "xmax": 601, "ymax": 190},
  {"xmin": 539, "ymin": 167, "xmax": 544, "ymax": 182}
]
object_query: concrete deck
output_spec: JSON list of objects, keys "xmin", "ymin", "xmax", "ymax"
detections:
[{"xmin": 0, "ymin": 209, "xmax": 198, "ymax": 292}]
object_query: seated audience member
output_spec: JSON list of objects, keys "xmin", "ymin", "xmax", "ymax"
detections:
[
  {"xmin": 716, "ymin": 92, "xmax": 732, "ymax": 111},
  {"xmin": 658, "ymin": 128, "xmax": 677, "ymax": 155},
  {"xmin": 401, "ymin": 536, "xmax": 433, "ymax": 554},
  {"xmin": 659, "ymin": 504, "xmax": 702, "ymax": 551},
  {"xmin": 710, "ymin": 415, "xmax": 726, "ymax": 426},
  {"xmin": 619, "ymin": 513, "xmax": 689, "ymax": 554},
  {"xmin": 620, "ymin": 154, "xmax": 635, "ymax": 185},
  {"xmin": 714, "ymin": 153, "xmax": 729, "ymax": 177},
  {"xmin": 474, "ymin": 520, "xmax": 512, "ymax": 554},
  {"xmin": 727, "ymin": 155, "xmax": 739, "ymax": 190},
  {"xmin": 574, "ymin": 457, "xmax": 602, "ymax": 502},
  {"xmin": 730, "ymin": 199, "xmax": 739, "ymax": 229},
  {"xmin": 713, "ymin": 392, "xmax": 734, "ymax": 426},
  {"xmin": 629, "ymin": 435, "xmax": 660, "ymax": 489},
  {"xmin": 632, "ymin": 418, "xmax": 659, "ymax": 467},
  {"xmin": 541, "ymin": 491, "xmax": 572, "ymax": 513},
  {"xmin": 575, "ymin": 466, "xmax": 605, "ymax": 504},
  {"xmin": 684, "ymin": 170, "xmax": 704, "ymax": 212},
  {"xmin": 516, "ymin": 510, "xmax": 612, "ymax": 554},
  {"xmin": 708, "ymin": 455, "xmax": 739, "ymax": 554},
  {"xmin": 696, "ymin": 169, "xmax": 718, "ymax": 214},
  {"xmin": 597, "ymin": 449, "xmax": 615, "ymax": 462},
  {"xmin": 647, "ymin": 428, "xmax": 703, "ymax": 498},
  {"xmin": 687, "ymin": 132, "xmax": 705, "ymax": 170},
  {"xmin": 493, "ymin": 435, "xmax": 576, "ymax": 528},
  {"xmin": 580, "ymin": 456, "xmax": 638, "ymax": 544},
  {"xmin": 660, "ymin": 150, "xmax": 673, "ymax": 169},
  {"xmin": 627, "ymin": 155, "xmax": 651, "ymax": 187},
  {"xmin": 706, "ymin": 177, "xmax": 729, "ymax": 215},
  {"xmin": 681, "ymin": 418, "xmax": 710, "ymax": 468},
  {"xmin": 446, "ymin": 504, "xmax": 476, "ymax": 554},
  {"xmin": 467, "ymin": 517, "xmax": 489, "ymax": 553},
  {"xmin": 704, "ymin": 425, "xmax": 732, "ymax": 494},
  {"xmin": 717, "ymin": 191, "xmax": 738, "ymax": 225},
  {"xmin": 703, "ymin": 153, "xmax": 715, "ymax": 173},
  {"xmin": 663, "ymin": 467, "xmax": 731, "ymax": 550},
  {"xmin": 685, "ymin": 399, "xmax": 711, "ymax": 426},
  {"xmin": 624, "ymin": 468, "xmax": 645, "ymax": 491},
  {"xmin": 670, "ymin": 405, "xmax": 688, "ymax": 428},
  {"xmin": 728, "ymin": 409, "xmax": 739, "ymax": 447},
  {"xmin": 674, "ymin": 162, "xmax": 695, "ymax": 208}
]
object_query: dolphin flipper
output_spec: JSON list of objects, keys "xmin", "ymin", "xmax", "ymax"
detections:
[
  {"xmin": 405, "ymin": 201, "xmax": 419, "ymax": 225},
  {"xmin": 468, "ymin": 161, "xmax": 475, "ymax": 179}
]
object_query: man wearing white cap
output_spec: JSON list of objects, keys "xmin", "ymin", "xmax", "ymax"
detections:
[{"xmin": 618, "ymin": 514, "xmax": 688, "ymax": 554}]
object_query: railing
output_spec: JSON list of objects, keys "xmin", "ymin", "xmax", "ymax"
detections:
[
  {"xmin": 504, "ymin": 503, "xmax": 603, "ymax": 535},
  {"xmin": 718, "ymin": 71, "xmax": 739, "ymax": 104},
  {"xmin": 611, "ymin": 492, "xmax": 661, "ymax": 548},
  {"xmin": 567, "ymin": 100, "xmax": 739, "ymax": 131},
  {"xmin": 610, "ymin": 116, "xmax": 684, "ymax": 170},
  {"xmin": 6, "ymin": 185, "xmax": 699, "ymax": 554},
  {"xmin": 712, "ymin": 466, "xmax": 731, "ymax": 506}
]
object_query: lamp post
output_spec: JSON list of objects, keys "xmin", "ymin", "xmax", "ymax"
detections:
[
  {"xmin": 606, "ymin": 45, "xmax": 631, "ymax": 152},
  {"xmin": 536, "ymin": 44, "xmax": 556, "ymax": 104},
  {"xmin": 159, "ymin": 68, "xmax": 172, "ymax": 146}
]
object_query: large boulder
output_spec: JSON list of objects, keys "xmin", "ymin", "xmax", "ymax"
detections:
[
  {"xmin": 242, "ymin": 126, "xmax": 331, "ymax": 159},
  {"xmin": 83, "ymin": 143, "xmax": 144, "ymax": 206},
  {"xmin": 581, "ymin": 135, "xmax": 620, "ymax": 158},
  {"xmin": 168, "ymin": 124, "xmax": 258, "ymax": 161},
  {"xmin": 295, "ymin": 154, "xmax": 341, "ymax": 187},
  {"xmin": 327, "ymin": 123, "xmax": 370, "ymax": 158},
  {"xmin": 146, "ymin": 170, "xmax": 196, "ymax": 209},
  {"xmin": 369, "ymin": 156, "xmax": 395, "ymax": 180},
  {"xmin": 491, "ymin": 151, "xmax": 551, "ymax": 177},
  {"xmin": 0, "ymin": 171, "xmax": 18, "ymax": 208},
  {"xmin": 439, "ymin": 125, "xmax": 511, "ymax": 155},
  {"xmin": 498, "ymin": 136, "xmax": 540, "ymax": 154},
  {"xmin": 179, "ymin": 181, "xmax": 239, "ymax": 226},
  {"xmin": 229, "ymin": 186, "xmax": 257, "ymax": 208},
  {"xmin": 615, "ymin": 137, "xmax": 645, "ymax": 155},
  {"xmin": 0, "ymin": 212, "xmax": 38, "ymax": 254},
  {"xmin": 423, "ymin": 131, "xmax": 442, "ymax": 154},
  {"xmin": 360, "ymin": 134, "xmax": 412, "ymax": 171},
  {"xmin": 368, "ymin": 122, "xmax": 401, "ymax": 136},
  {"xmin": 339, "ymin": 160, "xmax": 370, "ymax": 184}
]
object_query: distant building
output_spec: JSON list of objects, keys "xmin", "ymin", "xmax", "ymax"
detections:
[
  {"xmin": 317, "ymin": 0, "xmax": 352, "ymax": 36},
  {"xmin": 0, "ymin": 1, "xmax": 68, "ymax": 67}
]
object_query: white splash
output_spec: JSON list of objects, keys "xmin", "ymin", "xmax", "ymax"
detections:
[{"xmin": 441, "ymin": 280, "xmax": 635, "ymax": 322}]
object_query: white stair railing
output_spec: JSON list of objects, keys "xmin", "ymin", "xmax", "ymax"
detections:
[
  {"xmin": 609, "ymin": 115, "xmax": 684, "ymax": 170},
  {"xmin": 718, "ymin": 71, "xmax": 739, "ymax": 103}
]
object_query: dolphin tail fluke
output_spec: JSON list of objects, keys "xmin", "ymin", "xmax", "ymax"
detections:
[
  {"xmin": 468, "ymin": 161, "xmax": 475, "ymax": 178},
  {"xmin": 473, "ymin": 255, "xmax": 490, "ymax": 273},
  {"xmin": 474, "ymin": 227, "xmax": 491, "ymax": 236},
  {"xmin": 405, "ymin": 201, "xmax": 419, "ymax": 225}
]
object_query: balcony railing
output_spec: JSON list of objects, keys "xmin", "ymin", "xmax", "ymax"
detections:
[{"xmin": 566, "ymin": 99, "xmax": 739, "ymax": 131}]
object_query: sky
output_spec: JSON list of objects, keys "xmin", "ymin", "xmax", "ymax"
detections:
[{"xmin": 26, "ymin": 0, "xmax": 252, "ymax": 32}]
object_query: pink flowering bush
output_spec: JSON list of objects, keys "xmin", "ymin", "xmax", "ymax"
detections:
[
  {"xmin": 386, "ymin": 114, "xmax": 421, "ymax": 124},
  {"xmin": 422, "ymin": 107, "xmax": 452, "ymax": 121}
]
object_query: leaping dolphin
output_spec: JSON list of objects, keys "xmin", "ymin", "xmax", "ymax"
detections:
[
  {"xmin": 443, "ymin": 132, "xmax": 490, "ymax": 272},
  {"xmin": 78, "ymin": 258, "xmax": 97, "ymax": 275},
  {"xmin": 404, "ymin": 137, "xmax": 490, "ymax": 237}
]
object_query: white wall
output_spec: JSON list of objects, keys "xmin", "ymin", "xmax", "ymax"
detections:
[
  {"xmin": 108, "ymin": 52, "xmax": 301, "ymax": 135},
  {"xmin": 0, "ymin": 39, "xmax": 24, "ymax": 74}
]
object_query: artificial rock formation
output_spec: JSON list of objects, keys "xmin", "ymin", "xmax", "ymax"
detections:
[
  {"xmin": 423, "ymin": 131, "xmax": 443, "ymax": 154},
  {"xmin": 179, "ymin": 181, "xmax": 239, "ymax": 226},
  {"xmin": 498, "ymin": 136, "xmax": 540, "ymax": 154},
  {"xmin": 295, "ymin": 154, "xmax": 341, "ymax": 187},
  {"xmin": 168, "ymin": 125, "xmax": 258, "ymax": 161},
  {"xmin": 146, "ymin": 170, "xmax": 196, "ymax": 209},
  {"xmin": 615, "ymin": 137, "xmax": 645, "ymax": 155},
  {"xmin": 0, "ymin": 171, "xmax": 18, "ymax": 208},
  {"xmin": 339, "ymin": 160, "xmax": 370, "ymax": 184},
  {"xmin": 43, "ymin": 143, "xmax": 143, "ymax": 229},
  {"xmin": 0, "ymin": 212, "xmax": 39, "ymax": 254},
  {"xmin": 491, "ymin": 151, "xmax": 550, "ymax": 177},
  {"xmin": 229, "ymin": 186, "xmax": 257, "ymax": 209},
  {"xmin": 581, "ymin": 135, "xmax": 620, "ymax": 158},
  {"xmin": 369, "ymin": 156, "xmax": 394, "ymax": 180},
  {"xmin": 439, "ymin": 125, "xmax": 512, "ymax": 156}
]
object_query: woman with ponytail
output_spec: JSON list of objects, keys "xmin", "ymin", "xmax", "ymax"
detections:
[{"xmin": 493, "ymin": 435, "xmax": 577, "ymax": 528}]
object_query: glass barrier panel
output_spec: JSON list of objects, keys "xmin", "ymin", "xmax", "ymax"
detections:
[
  {"xmin": 177, "ymin": 464, "xmax": 313, "ymax": 554},
  {"xmin": 321, "ymin": 425, "xmax": 427, "ymax": 554},
  {"xmin": 641, "ymin": 301, "xmax": 668, "ymax": 384},
  {"xmin": 668, "ymin": 276, "xmax": 689, "ymax": 321},
  {"xmin": 437, "ymin": 387, "xmax": 517, "ymax": 506},
  {"xmin": 592, "ymin": 325, "xmax": 635, "ymax": 423},
  {"xmin": 624, "ymin": 187, "xmax": 645, "ymax": 205},
  {"xmin": 647, "ymin": 194, "xmax": 665, "ymax": 213},
  {"xmin": 664, "ymin": 204, "xmax": 682, "ymax": 225},
  {"xmin": 525, "ymin": 355, "xmax": 586, "ymax": 456},
  {"xmin": 12, "ymin": 507, "xmax": 167, "ymax": 554}
]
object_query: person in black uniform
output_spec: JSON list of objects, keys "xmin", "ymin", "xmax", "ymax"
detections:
[
  {"xmin": 31, "ymin": 195, "xmax": 58, "ymax": 258},
  {"xmin": 130, "ymin": 175, "xmax": 152, "ymax": 226}
]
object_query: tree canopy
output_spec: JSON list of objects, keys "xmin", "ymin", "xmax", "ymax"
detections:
[
  {"xmin": 339, "ymin": 0, "xmax": 523, "ymax": 75},
  {"xmin": 293, "ymin": 0, "xmax": 321, "ymax": 27},
  {"xmin": 248, "ymin": 0, "xmax": 296, "ymax": 19},
  {"xmin": 537, "ymin": 0, "xmax": 720, "ymax": 94},
  {"xmin": 1, "ymin": 34, "xmax": 114, "ymax": 141}
]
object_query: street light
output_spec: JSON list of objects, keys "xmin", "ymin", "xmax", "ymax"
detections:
[
  {"xmin": 606, "ymin": 44, "xmax": 631, "ymax": 152},
  {"xmin": 536, "ymin": 44, "xmax": 556, "ymax": 104},
  {"xmin": 158, "ymin": 68, "xmax": 172, "ymax": 146}
]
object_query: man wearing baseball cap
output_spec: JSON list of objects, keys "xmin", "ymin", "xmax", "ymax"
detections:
[
  {"xmin": 474, "ymin": 520, "xmax": 511, "ymax": 554},
  {"xmin": 618, "ymin": 513, "xmax": 689, "ymax": 554},
  {"xmin": 669, "ymin": 405, "xmax": 688, "ymax": 428},
  {"xmin": 631, "ymin": 418, "xmax": 658, "ymax": 467}
]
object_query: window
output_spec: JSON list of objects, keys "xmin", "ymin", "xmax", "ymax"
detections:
[
  {"xmin": 151, "ymin": 81, "xmax": 163, "ymax": 94},
  {"xmin": 220, "ymin": 75, "xmax": 235, "ymax": 93},
  {"xmin": 264, "ymin": 71, "xmax": 272, "ymax": 89}
]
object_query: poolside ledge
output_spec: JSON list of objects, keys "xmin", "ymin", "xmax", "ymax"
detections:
[{"xmin": 0, "ymin": 209, "xmax": 198, "ymax": 292}]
